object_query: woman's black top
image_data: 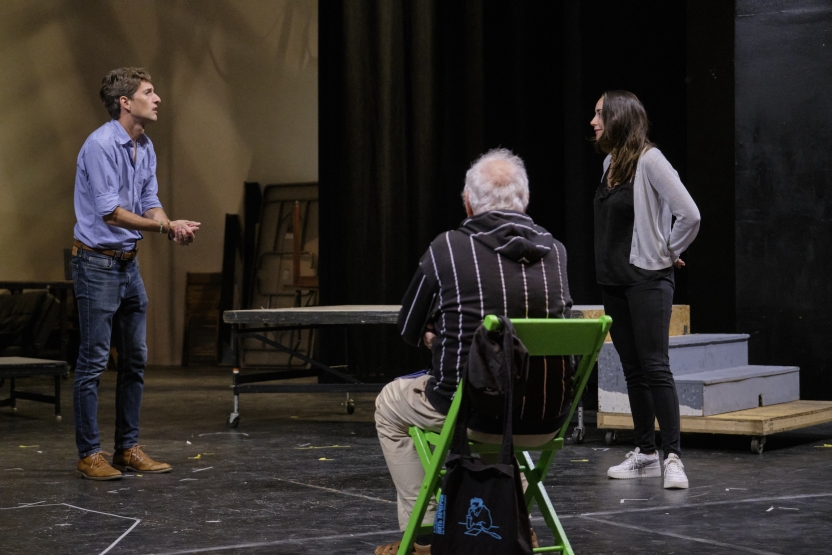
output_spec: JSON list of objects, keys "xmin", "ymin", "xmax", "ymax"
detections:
[{"xmin": 594, "ymin": 170, "xmax": 671, "ymax": 286}]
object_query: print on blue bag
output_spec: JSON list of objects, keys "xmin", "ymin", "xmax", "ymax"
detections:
[
  {"xmin": 459, "ymin": 497, "xmax": 502, "ymax": 539},
  {"xmin": 434, "ymin": 494, "xmax": 447, "ymax": 535}
]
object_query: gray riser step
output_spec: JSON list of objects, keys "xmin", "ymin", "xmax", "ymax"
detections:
[
  {"xmin": 676, "ymin": 365, "xmax": 800, "ymax": 416},
  {"xmin": 667, "ymin": 334, "xmax": 750, "ymax": 375},
  {"xmin": 600, "ymin": 363, "xmax": 800, "ymax": 417},
  {"xmin": 599, "ymin": 333, "xmax": 754, "ymax": 415}
]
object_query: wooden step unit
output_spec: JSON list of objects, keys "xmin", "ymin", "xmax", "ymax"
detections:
[
  {"xmin": 572, "ymin": 304, "xmax": 690, "ymax": 339},
  {"xmin": 599, "ymin": 400, "xmax": 832, "ymax": 437}
]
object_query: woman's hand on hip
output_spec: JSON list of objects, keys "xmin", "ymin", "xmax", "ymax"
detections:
[{"xmin": 674, "ymin": 258, "xmax": 686, "ymax": 268}]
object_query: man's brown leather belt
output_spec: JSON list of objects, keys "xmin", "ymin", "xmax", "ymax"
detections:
[{"xmin": 72, "ymin": 239, "xmax": 137, "ymax": 261}]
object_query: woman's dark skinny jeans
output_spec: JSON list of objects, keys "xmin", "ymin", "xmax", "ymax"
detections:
[{"xmin": 602, "ymin": 274, "xmax": 681, "ymax": 459}]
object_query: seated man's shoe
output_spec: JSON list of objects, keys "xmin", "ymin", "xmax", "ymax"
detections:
[
  {"xmin": 76, "ymin": 452, "xmax": 122, "ymax": 481},
  {"xmin": 374, "ymin": 540, "xmax": 430, "ymax": 555},
  {"xmin": 112, "ymin": 445, "xmax": 172, "ymax": 473}
]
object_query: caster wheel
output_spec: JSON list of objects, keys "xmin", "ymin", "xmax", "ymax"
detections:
[
  {"xmin": 605, "ymin": 431, "xmax": 617, "ymax": 446},
  {"xmin": 227, "ymin": 415, "xmax": 240, "ymax": 428},
  {"xmin": 345, "ymin": 399, "xmax": 355, "ymax": 415},
  {"xmin": 572, "ymin": 427, "xmax": 585, "ymax": 444},
  {"xmin": 751, "ymin": 436, "xmax": 765, "ymax": 454}
]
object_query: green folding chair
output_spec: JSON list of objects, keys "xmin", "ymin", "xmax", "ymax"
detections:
[{"xmin": 398, "ymin": 315, "xmax": 612, "ymax": 555}]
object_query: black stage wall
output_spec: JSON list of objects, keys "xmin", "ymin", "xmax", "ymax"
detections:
[
  {"xmin": 320, "ymin": 1, "xmax": 831, "ymax": 401},
  {"xmin": 735, "ymin": 0, "xmax": 832, "ymax": 400}
]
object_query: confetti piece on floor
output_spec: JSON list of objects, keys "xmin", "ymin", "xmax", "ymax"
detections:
[
  {"xmin": 179, "ymin": 478, "xmax": 197, "ymax": 481},
  {"xmin": 620, "ymin": 499, "xmax": 649, "ymax": 504},
  {"xmin": 186, "ymin": 441, "xmax": 192, "ymax": 445},
  {"xmin": 188, "ymin": 454, "xmax": 202, "ymax": 459},
  {"xmin": 19, "ymin": 445, "xmax": 39, "ymax": 449},
  {"xmin": 814, "ymin": 444, "xmax": 832, "ymax": 448},
  {"xmin": 192, "ymin": 466, "xmax": 213, "ymax": 473},
  {"xmin": 295, "ymin": 445, "xmax": 351, "ymax": 450},
  {"xmin": 778, "ymin": 507, "xmax": 799, "ymax": 510},
  {"xmin": 206, "ymin": 520, "xmax": 220, "ymax": 523},
  {"xmin": 570, "ymin": 459, "xmax": 589, "ymax": 463},
  {"xmin": 318, "ymin": 457, "xmax": 332, "ymax": 461},
  {"xmin": 766, "ymin": 506, "xmax": 774, "ymax": 512},
  {"xmin": 725, "ymin": 488, "xmax": 747, "ymax": 491}
]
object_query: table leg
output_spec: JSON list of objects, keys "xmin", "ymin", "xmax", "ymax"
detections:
[
  {"xmin": 54, "ymin": 374, "xmax": 62, "ymax": 422},
  {"xmin": 228, "ymin": 368, "xmax": 241, "ymax": 428},
  {"xmin": 227, "ymin": 329, "xmax": 241, "ymax": 428}
]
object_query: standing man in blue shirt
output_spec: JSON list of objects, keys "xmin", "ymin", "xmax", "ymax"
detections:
[{"xmin": 72, "ymin": 67, "xmax": 199, "ymax": 480}]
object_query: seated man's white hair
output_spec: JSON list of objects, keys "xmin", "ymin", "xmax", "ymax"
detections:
[{"xmin": 463, "ymin": 148, "xmax": 530, "ymax": 215}]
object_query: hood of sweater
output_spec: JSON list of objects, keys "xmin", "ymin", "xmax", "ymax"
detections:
[{"xmin": 459, "ymin": 210, "xmax": 553, "ymax": 264}]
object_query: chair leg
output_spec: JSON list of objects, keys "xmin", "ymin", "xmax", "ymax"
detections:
[
  {"xmin": 519, "ymin": 450, "xmax": 574, "ymax": 555},
  {"xmin": 522, "ymin": 448, "xmax": 556, "ymax": 509},
  {"xmin": 398, "ymin": 429, "xmax": 447, "ymax": 555}
]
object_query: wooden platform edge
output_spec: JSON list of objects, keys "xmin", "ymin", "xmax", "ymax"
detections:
[{"xmin": 598, "ymin": 401, "xmax": 832, "ymax": 436}]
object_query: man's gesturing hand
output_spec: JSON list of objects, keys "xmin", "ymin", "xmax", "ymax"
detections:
[{"xmin": 169, "ymin": 220, "xmax": 200, "ymax": 246}]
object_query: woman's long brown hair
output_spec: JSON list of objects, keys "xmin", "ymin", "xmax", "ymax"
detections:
[{"xmin": 595, "ymin": 90, "xmax": 654, "ymax": 186}]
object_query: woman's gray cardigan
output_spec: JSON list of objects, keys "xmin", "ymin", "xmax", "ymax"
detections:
[{"xmin": 602, "ymin": 148, "xmax": 701, "ymax": 270}]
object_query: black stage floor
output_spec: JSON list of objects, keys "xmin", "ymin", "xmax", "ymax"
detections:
[{"xmin": 1, "ymin": 367, "xmax": 831, "ymax": 555}]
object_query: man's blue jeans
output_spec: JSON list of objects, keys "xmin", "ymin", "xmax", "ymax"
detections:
[{"xmin": 72, "ymin": 250, "xmax": 148, "ymax": 459}]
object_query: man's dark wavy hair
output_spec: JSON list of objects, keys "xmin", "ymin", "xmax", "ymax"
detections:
[{"xmin": 100, "ymin": 67, "xmax": 152, "ymax": 120}]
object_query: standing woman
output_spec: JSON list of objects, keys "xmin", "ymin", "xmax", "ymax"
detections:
[{"xmin": 591, "ymin": 91, "xmax": 700, "ymax": 489}]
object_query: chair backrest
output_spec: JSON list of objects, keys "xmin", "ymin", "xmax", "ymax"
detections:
[{"xmin": 482, "ymin": 314, "xmax": 612, "ymax": 438}]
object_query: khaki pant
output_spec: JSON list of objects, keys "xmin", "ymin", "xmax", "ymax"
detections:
[{"xmin": 374, "ymin": 374, "xmax": 556, "ymax": 530}]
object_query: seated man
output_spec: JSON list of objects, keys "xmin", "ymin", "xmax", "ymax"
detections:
[{"xmin": 374, "ymin": 148, "xmax": 573, "ymax": 555}]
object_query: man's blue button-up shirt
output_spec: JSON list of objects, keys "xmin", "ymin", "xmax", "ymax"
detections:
[{"xmin": 73, "ymin": 120, "xmax": 163, "ymax": 250}]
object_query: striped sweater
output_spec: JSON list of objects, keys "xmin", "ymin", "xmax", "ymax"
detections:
[{"xmin": 398, "ymin": 210, "xmax": 573, "ymax": 416}]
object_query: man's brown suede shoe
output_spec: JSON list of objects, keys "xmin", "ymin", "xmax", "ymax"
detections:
[
  {"xmin": 76, "ymin": 452, "xmax": 122, "ymax": 481},
  {"xmin": 374, "ymin": 540, "xmax": 430, "ymax": 555},
  {"xmin": 112, "ymin": 445, "xmax": 172, "ymax": 473}
]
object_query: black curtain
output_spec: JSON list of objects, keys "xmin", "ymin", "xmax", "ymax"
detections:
[
  {"xmin": 319, "ymin": 1, "xmax": 688, "ymax": 381},
  {"xmin": 735, "ymin": 0, "xmax": 832, "ymax": 400}
]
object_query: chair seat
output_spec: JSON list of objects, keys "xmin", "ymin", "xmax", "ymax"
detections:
[{"xmin": 423, "ymin": 430, "xmax": 564, "ymax": 453}]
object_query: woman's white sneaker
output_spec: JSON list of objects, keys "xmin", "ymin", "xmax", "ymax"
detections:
[
  {"xmin": 663, "ymin": 453, "xmax": 689, "ymax": 489},
  {"xmin": 607, "ymin": 447, "xmax": 661, "ymax": 479}
]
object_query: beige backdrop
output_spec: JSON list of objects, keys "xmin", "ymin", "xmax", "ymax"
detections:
[{"xmin": 0, "ymin": 0, "xmax": 318, "ymax": 364}]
